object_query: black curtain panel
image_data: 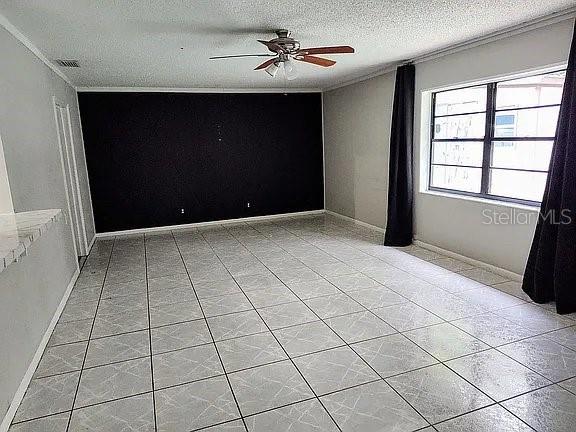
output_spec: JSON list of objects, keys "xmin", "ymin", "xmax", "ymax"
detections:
[
  {"xmin": 384, "ymin": 64, "xmax": 415, "ymax": 246},
  {"xmin": 522, "ymin": 20, "xmax": 576, "ymax": 314}
]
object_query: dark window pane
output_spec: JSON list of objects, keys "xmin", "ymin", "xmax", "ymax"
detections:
[
  {"xmin": 491, "ymin": 140, "xmax": 553, "ymax": 171},
  {"xmin": 434, "ymin": 113, "xmax": 486, "ymax": 139},
  {"xmin": 435, "ymin": 86, "xmax": 487, "ymax": 116},
  {"xmin": 496, "ymin": 70, "xmax": 565, "ymax": 110},
  {"xmin": 432, "ymin": 141, "xmax": 484, "ymax": 167},
  {"xmin": 489, "ymin": 169, "xmax": 547, "ymax": 202},
  {"xmin": 431, "ymin": 165, "xmax": 481, "ymax": 193},
  {"xmin": 494, "ymin": 106, "xmax": 560, "ymax": 138}
]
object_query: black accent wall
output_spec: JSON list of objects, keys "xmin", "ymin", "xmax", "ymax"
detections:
[{"xmin": 79, "ymin": 92, "xmax": 324, "ymax": 233}]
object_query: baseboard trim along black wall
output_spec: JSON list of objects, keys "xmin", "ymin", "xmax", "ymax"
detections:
[{"xmin": 79, "ymin": 92, "xmax": 324, "ymax": 232}]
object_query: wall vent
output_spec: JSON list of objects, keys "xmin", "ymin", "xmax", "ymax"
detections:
[{"xmin": 55, "ymin": 59, "xmax": 80, "ymax": 68}]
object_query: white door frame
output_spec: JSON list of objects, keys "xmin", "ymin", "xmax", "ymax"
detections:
[
  {"xmin": 53, "ymin": 97, "xmax": 87, "ymax": 256},
  {"xmin": 63, "ymin": 105, "xmax": 89, "ymax": 252}
]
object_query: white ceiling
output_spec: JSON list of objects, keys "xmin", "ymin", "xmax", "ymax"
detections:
[{"xmin": 1, "ymin": 0, "xmax": 575, "ymax": 89}]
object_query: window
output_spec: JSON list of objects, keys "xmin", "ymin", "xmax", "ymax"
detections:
[{"xmin": 429, "ymin": 70, "xmax": 565, "ymax": 205}]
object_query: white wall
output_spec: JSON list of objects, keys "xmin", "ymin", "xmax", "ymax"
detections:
[
  {"xmin": 0, "ymin": 24, "xmax": 93, "ymax": 420},
  {"xmin": 323, "ymin": 71, "xmax": 396, "ymax": 229},
  {"xmin": 0, "ymin": 222, "xmax": 76, "ymax": 421},
  {"xmin": 0, "ymin": 25, "xmax": 95, "ymax": 243},
  {"xmin": 414, "ymin": 18, "xmax": 574, "ymax": 275},
  {"xmin": 0, "ymin": 133, "xmax": 14, "ymax": 214},
  {"xmin": 322, "ymin": 18, "xmax": 574, "ymax": 275}
]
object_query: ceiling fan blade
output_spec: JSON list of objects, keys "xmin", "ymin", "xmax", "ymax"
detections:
[
  {"xmin": 254, "ymin": 58, "xmax": 277, "ymax": 70},
  {"xmin": 210, "ymin": 54, "xmax": 276, "ymax": 59},
  {"xmin": 297, "ymin": 46, "xmax": 355, "ymax": 55},
  {"xmin": 294, "ymin": 55, "xmax": 336, "ymax": 67},
  {"xmin": 257, "ymin": 39, "xmax": 282, "ymax": 52}
]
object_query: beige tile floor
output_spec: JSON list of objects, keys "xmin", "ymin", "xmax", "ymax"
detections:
[{"xmin": 9, "ymin": 214, "xmax": 576, "ymax": 431}]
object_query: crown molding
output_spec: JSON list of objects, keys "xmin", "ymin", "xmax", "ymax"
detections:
[
  {"xmin": 323, "ymin": 65, "xmax": 398, "ymax": 92},
  {"xmin": 2, "ymin": 6, "xmax": 574, "ymax": 94},
  {"xmin": 411, "ymin": 7, "xmax": 576, "ymax": 65},
  {"xmin": 76, "ymin": 86, "xmax": 321, "ymax": 93},
  {"xmin": 323, "ymin": 7, "xmax": 576, "ymax": 92},
  {"xmin": 0, "ymin": 13, "xmax": 316, "ymax": 93},
  {"xmin": 0, "ymin": 12, "xmax": 75, "ymax": 88}
]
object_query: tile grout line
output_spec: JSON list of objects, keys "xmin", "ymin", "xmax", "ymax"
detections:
[
  {"xmin": 224, "ymin": 226, "xmax": 411, "ymax": 421},
  {"xmin": 228, "ymin": 223, "xmax": 433, "ymax": 430},
  {"xmin": 143, "ymin": 234, "xmax": 159, "ymax": 432},
  {"xmin": 320, "ymin": 216, "xmax": 574, "ymax": 322},
  {"xmin": 46, "ymin": 295, "xmax": 518, "ymax": 350},
  {"xmin": 248, "ymin": 220, "xmax": 453, "ymax": 331},
  {"xmin": 170, "ymin": 230, "xmax": 250, "ymax": 432},
  {"xmin": 264, "ymin": 221, "xmax": 503, "ymax": 427},
  {"xmin": 275, "ymin": 219, "xmax": 576, "ymax": 367},
  {"xmin": 39, "ymin": 322, "xmax": 569, "ymax": 386},
  {"xmin": 282, "ymin": 216, "xmax": 573, "ymax": 429},
  {"xmin": 246, "ymin": 218, "xmax": 576, "ymax": 349},
  {"xmin": 181, "ymin": 216, "xmax": 571, "ymax": 428},
  {"xmin": 13, "ymin": 217, "xmax": 575, "ymax": 430},
  {"xmin": 252, "ymin": 218, "xmax": 555, "ymax": 427},
  {"xmin": 194, "ymin": 227, "xmax": 344, "ymax": 432},
  {"xmin": 113, "ymin": 223, "xmax": 576, "ymax": 428},
  {"xmin": 281, "ymin": 219, "xmax": 563, "ymax": 428},
  {"xmin": 63, "ymin": 237, "xmax": 116, "ymax": 432},
  {"xmin": 56, "ymin": 281, "xmax": 553, "ymax": 348}
]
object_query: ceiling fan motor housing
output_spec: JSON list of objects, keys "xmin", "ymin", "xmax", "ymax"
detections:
[{"xmin": 267, "ymin": 29, "xmax": 301, "ymax": 54}]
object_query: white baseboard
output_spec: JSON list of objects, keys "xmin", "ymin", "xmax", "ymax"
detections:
[
  {"xmin": 325, "ymin": 210, "xmax": 386, "ymax": 233},
  {"xmin": 95, "ymin": 210, "xmax": 326, "ymax": 238},
  {"xmin": 86, "ymin": 234, "xmax": 96, "ymax": 254},
  {"xmin": 413, "ymin": 239, "xmax": 523, "ymax": 282},
  {"xmin": 323, "ymin": 210, "xmax": 521, "ymax": 282},
  {"xmin": 0, "ymin": 267, "xmax": 80, "ymax": 432}
]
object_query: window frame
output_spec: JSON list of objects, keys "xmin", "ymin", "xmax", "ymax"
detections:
[{"xmin": 428, "ymin": 69, "xmax": 565, "ymax": 207}]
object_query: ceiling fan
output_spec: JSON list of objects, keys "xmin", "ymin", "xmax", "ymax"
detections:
[{"xmin": 209, "ymin": 29, "xmax": 354, "ymax": 79}]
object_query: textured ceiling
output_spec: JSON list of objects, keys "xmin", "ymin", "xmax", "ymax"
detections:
[{"xmin": 1, "ymin": 0, "xmax": 575, "ymax": 89}]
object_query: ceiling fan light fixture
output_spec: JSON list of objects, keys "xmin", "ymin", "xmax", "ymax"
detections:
[
  {"xmin": 283, "ymin": 59, "xmax": 298, "ymax": 80},
  {"xmin": 265, "ymin": 61, "xmax": 279, "ymax": 77},
  {"xmin": 210, "ymin": 29, "xmax": 354, "ymax": 77}
]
